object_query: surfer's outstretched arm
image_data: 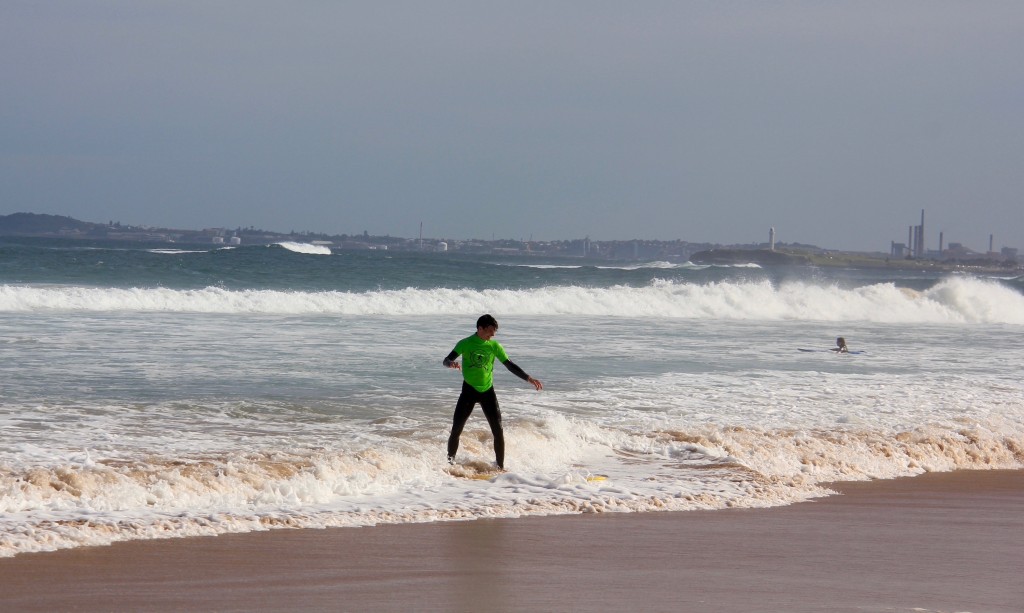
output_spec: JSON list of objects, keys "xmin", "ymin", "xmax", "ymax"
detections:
[{"xmin": 503, "ymin": 359, "xmax": 543, "ymax": 391}]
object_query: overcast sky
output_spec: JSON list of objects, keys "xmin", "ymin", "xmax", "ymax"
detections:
[{"xmin": 2, "ymin": 2, "xmax": 1022, "ymax": 251}]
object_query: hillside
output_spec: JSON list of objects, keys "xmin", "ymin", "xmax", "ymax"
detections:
[{"xmin": 0, "ymin": 212, "xmax": 101, "ymax": 235}]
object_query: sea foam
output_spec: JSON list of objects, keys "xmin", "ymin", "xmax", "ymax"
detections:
[
  {"xmin": 2, "ymin": 408, "xmax": 1021, "ymax": 557},
  {"xmin": 274, "ymin": 242, "xmax": 332, "ymax": 255},
  {"xmin": 1, "ymin": 276, "xmax": 1021, "ymax": 324}
]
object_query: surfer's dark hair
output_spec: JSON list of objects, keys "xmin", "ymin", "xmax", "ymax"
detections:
[{"xmin": 477, "ymin": 314, "xmax": 498, "ymax": 329}]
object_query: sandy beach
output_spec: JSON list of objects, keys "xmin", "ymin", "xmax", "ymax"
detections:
[{"xmin": 2, "ymin": 469, "xmax": 1021, "ymax": 613}]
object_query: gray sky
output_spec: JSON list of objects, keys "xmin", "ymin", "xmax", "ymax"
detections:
[{"xmin": 2, "ymin": 1, "xmax": 1022, "ymax": 252}]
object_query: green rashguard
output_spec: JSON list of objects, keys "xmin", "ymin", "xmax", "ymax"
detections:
[
  {"xmin": 444, "ymin": 335, "xmax": 532, "ymax": 392},
  {"xmin": 451, "ymin": 334, "xmax": 509, "ymax": 392}
]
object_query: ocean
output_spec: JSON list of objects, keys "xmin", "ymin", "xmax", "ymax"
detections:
[{"xmin": 1, "ymin": 237, "xmax": 1022, "ymax": 557}]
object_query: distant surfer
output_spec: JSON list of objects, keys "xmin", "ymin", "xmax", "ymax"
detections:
[
  {"xmin": 832, "ymin": 337, "xmax": 849, "ymax": 353},
  {"xmin": 443, "ymin": 314, "xmax": 543, "ymax": 470}
]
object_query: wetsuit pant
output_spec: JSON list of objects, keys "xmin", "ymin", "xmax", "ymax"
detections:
[{"xmin": 447, "ymin": 381, "xmax": 504, "ymax": 469}]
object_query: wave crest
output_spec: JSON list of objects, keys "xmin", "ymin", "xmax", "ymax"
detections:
[
  {"xmin": 1, "ymin": 276, "xmax": 1021, "ymax": 324},
  {"xmin": 274, "ymin": 242, "xmax": 332, "ymax": 255}
]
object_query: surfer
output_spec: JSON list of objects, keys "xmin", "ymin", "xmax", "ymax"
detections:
[
  {"xmin": 833, "ymin": 337, "xmax": 849, "ymax": 353},
  {"xmin": 443, "ymin": 314, "xmax": 543, "ymax": 470}
]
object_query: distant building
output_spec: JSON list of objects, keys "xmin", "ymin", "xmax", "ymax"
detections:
[{"xmin": 946, "ymin": 242, "xmax": 967, "ymax": 257}]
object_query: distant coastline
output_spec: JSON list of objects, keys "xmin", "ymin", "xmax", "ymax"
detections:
[
  {"xmin": 1, "ymin": 212, "xmax": 1019, "ymax": 273},
  {"xmin": 689, "ymin": 247, "xmax": 1018, "ymax": 274}
]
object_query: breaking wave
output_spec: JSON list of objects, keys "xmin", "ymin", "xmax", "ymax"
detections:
[
  {"xmin": 1, "ymin": 276, "xmax": 1021, "ymax": 324},
  {"xmin": 2, "ymin": 411, "xmax": 1021, "ymax": 557},
  {"xmin": 274, "ymin": 242, "xmax": 332, "ymax": 255}
]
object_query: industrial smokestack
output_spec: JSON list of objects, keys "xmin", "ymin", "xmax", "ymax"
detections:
[{"xmin": 918, "ymin": 209, "xmax": 925, "ymax": 258}]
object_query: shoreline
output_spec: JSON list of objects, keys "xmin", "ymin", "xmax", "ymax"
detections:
[
  {"xmin": 5, "ymin": 223, "xmax": 1021, "ymax": 275},
  {"xmin": 2, "ymin": 469, "xmax": 1022, "ymax": 612}
]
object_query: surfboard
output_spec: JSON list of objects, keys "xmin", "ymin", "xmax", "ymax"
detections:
[
  {"xmin": 457, "ymin": 471, "xmax": 608, "ymax": 482},
  {"xmin": 470, "ymin": 473, "xmax": 606, "ymax": 482},
  {"xmin": 468, "ymin": 472, "xmax": 503, "ymax": 480},
  {"xmin": 798, "ymin": 348, "xmax": 865, "ymax": 354},
  {"xmin": 446, "ymin": 461, "xmax": 504, "ymax": 480},
  {"xmin": 447, "ymin": 461, "xmax": 609, "ymax": 482}
]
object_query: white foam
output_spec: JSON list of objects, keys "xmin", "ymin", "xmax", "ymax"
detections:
[
  {"xmin": 274, "ymin": 242, "xmax": 332, "ymax": 255},
  {"xmin": 2, "ymin": 408, "xmax": 1020, "ymax": 557},
  {"xmin": 1, "ymin": 276, "xmax": 1021, "ymax": 324}
]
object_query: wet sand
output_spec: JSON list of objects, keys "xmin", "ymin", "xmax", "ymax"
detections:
[{"xmin": 2, "ymin": 470, "xmax": 1022, "ymax": 612}]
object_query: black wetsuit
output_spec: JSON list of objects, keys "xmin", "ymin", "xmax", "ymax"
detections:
[{"xmin": 444, "ymin": 350, "xmax": 531, "ymax": 470}]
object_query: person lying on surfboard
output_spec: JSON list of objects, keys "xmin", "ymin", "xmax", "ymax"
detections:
[
  {"xmin": 443, "ymin": 314, "xmax": 543, "ymax": 470},
  {"xmin": 832, "ymin": 337, "xmax": 849, "ymax": 353}
]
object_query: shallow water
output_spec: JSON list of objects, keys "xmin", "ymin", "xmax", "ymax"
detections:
[{"xmin": 1, "ymin": 237, "xmax": 1021, "ymax": 556}]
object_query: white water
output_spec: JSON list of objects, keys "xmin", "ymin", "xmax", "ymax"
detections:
[
  {"xmin": 1, "ymin": 276, "xmax": 1021, "ymax": 323},
  {"xmin": 0, "ymin": 274, "xmax": 1022, "ymax": 557},
  {"xmin": 275, "ymin": 242, "xmax": 332, "ymax": 255}
]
